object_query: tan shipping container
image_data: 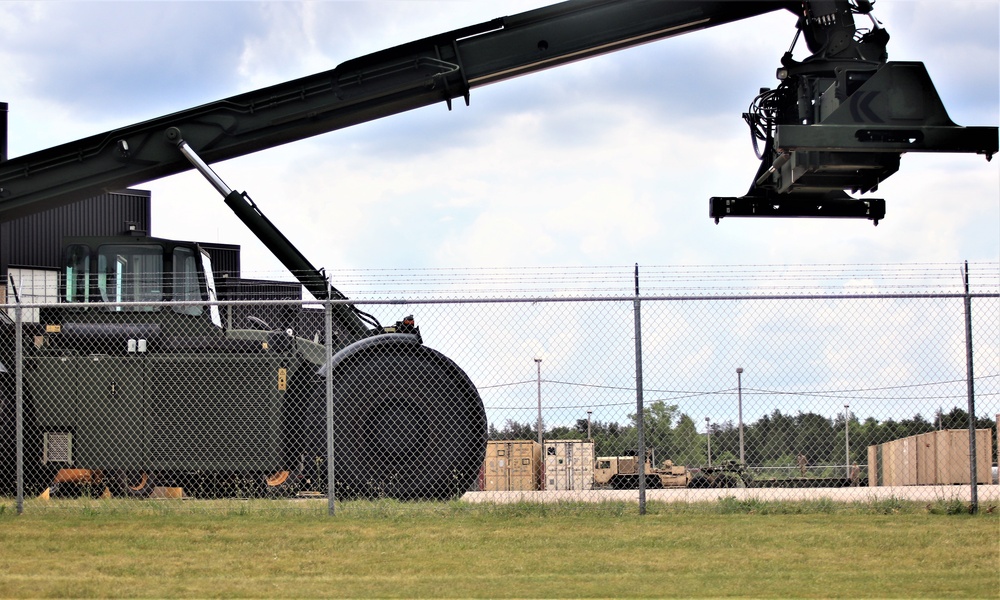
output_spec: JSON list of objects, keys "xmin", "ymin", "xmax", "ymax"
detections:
[
  {"xmin": 934, "ymin": 429, "xmax": 992, "ymax": 484},
  {"xmin": 481, "ymin": 440, "xmax": 541, "ymax": 491},
  {"xmin": 916, "ymin": 432, "xmax": 937, "ymax": 485},
  {"xmin": 543, "ymin": 440, "xmax": 595, "ymax": 491},
  {"xmin": 881, "ymin": 437, "xmax": 918, "ymax": 486},
  {"xmin": 868, "ymin": 429, "xmax": 993, "ymax": 486}
]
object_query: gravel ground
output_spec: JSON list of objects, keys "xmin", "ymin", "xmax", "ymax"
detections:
[{"xmin": 462, "ymin": 484, "xmax": 1000, "ymax": 504}]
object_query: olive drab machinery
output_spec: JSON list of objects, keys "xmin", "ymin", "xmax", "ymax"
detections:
[{"xmin": 1, "ymin": 1, "xmax": 996, "ymax": 500}]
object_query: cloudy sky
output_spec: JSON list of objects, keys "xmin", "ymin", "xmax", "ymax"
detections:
[
  {"xmin": 1, "ymin": 0, "xmax": 997, "ymax": 288},
  {"xmin": 1, "ymin": 1, "xmax": 996, "ymax": 431}
]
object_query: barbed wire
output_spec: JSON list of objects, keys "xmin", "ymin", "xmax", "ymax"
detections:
[{"xmin": 237, "ymin": 262, "xmax": 1000, "ymax": 298}]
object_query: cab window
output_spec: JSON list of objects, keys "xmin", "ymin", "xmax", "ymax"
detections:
[
  {"xmin": 96, "ymin": 244, "xmax": 163, "ymax": 309},
  {"xmin": 63, "ymin": 244, "xmax": 91, "ymax": 303},
  {"xmin": 172, "ymin": 246, "xmax": 203, "ymax": 316}
]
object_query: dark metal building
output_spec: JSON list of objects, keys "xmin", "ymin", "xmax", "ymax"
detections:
[{"xmin": 0, "ymin": 189, "xmax": 151, "ymax": 279}]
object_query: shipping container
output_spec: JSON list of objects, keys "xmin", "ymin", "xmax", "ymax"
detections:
[
  {"xmin": 4, "ymin": 266, "xmax": 58, "ymax": 322},
  {"xmin": 916, "ymin": 431, "xmax": 937, "ymax": 485},
  {"xmin": 543, "ymin": 439, "xmax": 594, "ymax": 491},
  {"xmin": 481, "ymin": 440, "xmax": 540, "ymax": 491},
  {"xmin": 868, "ymin": 429, "xmax": 993, "ymax": 486}
]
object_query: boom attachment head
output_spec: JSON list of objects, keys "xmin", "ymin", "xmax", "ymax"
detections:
[{"xmin": 711, "ymin": 0, "xmax": 998, "ymax": 224}]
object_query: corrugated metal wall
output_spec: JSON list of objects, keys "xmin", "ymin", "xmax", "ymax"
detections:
[
  {"xmin": 0, "ymin": 189, "xmax": 151, "ymax": 276},
  {"xmin": 200, "ymin": 242, "xmax": 241, "ymax": 280}
]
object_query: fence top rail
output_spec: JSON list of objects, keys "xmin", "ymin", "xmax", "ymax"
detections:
[{"xmin": 2, "ymin": 292, "xmax": 999, "ymax": 311}]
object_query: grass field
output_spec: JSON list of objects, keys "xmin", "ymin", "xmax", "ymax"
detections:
[{"xmin": 0, "ymin": 497, "xmax": 996, "ymax": 598}]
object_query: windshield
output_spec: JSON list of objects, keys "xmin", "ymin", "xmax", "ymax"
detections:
[
  {"xmin": 97, "ymin": 244, "xmax": 163, "ymax": 310},
  {"xmin": 62, "ymin": 240, "xmax": 220, "ymax": 323}
]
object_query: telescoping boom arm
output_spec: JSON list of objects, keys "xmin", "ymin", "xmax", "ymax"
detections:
[{"xmin": 0, "ymin": 0, "xmax": 995, "ymax": 227}]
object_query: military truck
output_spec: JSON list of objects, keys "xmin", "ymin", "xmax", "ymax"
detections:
[{"xmin": 594, "ymin": 453, "xmax": 691, "ymax": 489}]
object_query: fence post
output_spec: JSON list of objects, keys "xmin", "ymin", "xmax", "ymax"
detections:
[
  {"xmin": 633, "ymin": 264, "xmax": 645, "ymax": 515},
  {"xmin": 14, "ymin": 299, "xmax": 23, "ymax": 515},
  {"xmin": 962, "ymin": 261, "xmax": 977, "ymax": 513},
  {"xmin": 325, "ymin": 296, "xmax": 336, "ymax": 516}
]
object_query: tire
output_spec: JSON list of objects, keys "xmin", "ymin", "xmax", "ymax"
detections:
[
  {"xmin": 330, "ymin": 342, "xmax": 487, "ymax": 501},
  {"xmin": 710, "ymin": 473, "xmax": 739, "ymax": 489},
  {"xmin": 688, "ymin": 475, "xmax": 710, "ymax": 489},
  {"xmin": 609, "ymin": 474, "xmax": 635, "ymax": 489},
  {"xmin": 108, "ymin": 470, "xmax": 156, "ymax": 498}
]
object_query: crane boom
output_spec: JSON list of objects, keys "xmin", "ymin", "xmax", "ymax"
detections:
[
  {"xmin": 0, "ymin": 1, "xmax": 782, "ymax": 223},
  {"xmin": 0, "ymin": 0, "xmax": 995, "ymax": 226}
]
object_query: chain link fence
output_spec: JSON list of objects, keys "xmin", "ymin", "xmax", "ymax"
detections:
[{"xmin": 2, "ymin": 265, "xmax": 998, "ymax": 512}]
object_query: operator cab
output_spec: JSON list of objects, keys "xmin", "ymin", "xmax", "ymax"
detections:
[{"xmin": 57, "ymin": 235, "xmax": 221, "ymax": 327}]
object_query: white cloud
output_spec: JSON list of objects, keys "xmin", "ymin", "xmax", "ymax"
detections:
[{"xmin": 1, "ymin": 0, "xmax": 996, "ymax": 277}]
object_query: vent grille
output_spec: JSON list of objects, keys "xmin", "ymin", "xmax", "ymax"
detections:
[{"xmin": 43, "ymin": 432, "xmax": 73, "ymax": 463}]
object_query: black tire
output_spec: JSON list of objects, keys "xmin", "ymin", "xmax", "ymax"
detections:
[
  {"xmin": 609, "ymin": 474, "xmax": 634, "ymax": 489},
  {"xmin": 688, "ymin": 475, "xmax": 710, "ymax": 489},
  {"xmin": 710, "ymin": 473, "xmax": 739, "ymax": 489},
  {"xmin": 330, "ymin": 342, "xmax": 487, "ymax": 501},
  {"xmin": 107, "ymin": 470, "xmax": 156, "ymax": 498}
]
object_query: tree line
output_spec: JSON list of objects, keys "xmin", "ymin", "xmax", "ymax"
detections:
[{"xmin": 489, "ymin": 402, "xmax": 998, "ymax": 470}]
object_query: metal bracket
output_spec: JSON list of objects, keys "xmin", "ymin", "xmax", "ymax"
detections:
[{"xmin": 710, "ymin": 195, "xmax": 885, "ymax": 225}]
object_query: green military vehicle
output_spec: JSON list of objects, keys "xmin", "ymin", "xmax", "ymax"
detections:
[{"xmin": 4, "ymin": 229, "xmax": 486, "ymax": 499}]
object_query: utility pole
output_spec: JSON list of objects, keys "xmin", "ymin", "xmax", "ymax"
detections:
[
  {"xmin": 535, "ymin": 358, "xmax": 543, "ymax": 449},
  {"xmin": 845, "ymin": 404, "xmax": 851, "ymax": 479},
  {"xmin": 705, "ymin": 417, "xmax": 712, "ymax": 467},
  {"xmin": 737, "ymin": 367, "xmax": 745, "ymax": 465}
]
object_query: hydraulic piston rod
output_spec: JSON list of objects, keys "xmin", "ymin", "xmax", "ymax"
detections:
[{"xmin": 166, "ymin": 127, "xmax": 373, "ymax": 340}]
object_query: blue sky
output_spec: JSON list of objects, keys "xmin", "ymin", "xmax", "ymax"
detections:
[{"xmin": 1, "ymin": 0, "xmax": 997, "ymax": 288}]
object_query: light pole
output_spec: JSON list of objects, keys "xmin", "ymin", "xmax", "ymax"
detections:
[
  {"xmin": 736, "ymin": 367, "xmax": 745, "ymax": 465},
  {"xmin": 705, "ymin": 417, "xmax": 712, "ymax": 467},
  {"xmin": 844, "ymin": 404, "xmax": 851, "ymax": 479},
  {"xmin": 586, "ymin": 410, "xmax": 592, "ymax": 441},
  {"xmin": 535, "ymin": 358, "xmax": 543, "ymax": 448}
]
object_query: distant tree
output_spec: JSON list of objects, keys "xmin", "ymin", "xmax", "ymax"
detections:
[
  {"xmin": 489, "ymin": 419, "xmax": 536, "ymax": 441},
  {"xmin": 631, "ymin": 401, "xmax": 679, "ymax": 464},
  {"xmin": 547, "ymin": 425, "xmax": 583, "ymax": 440},
  {"xmin": 753, "ymin": 410, "xmax": 796, "ymax": 464},
  {"xmin": 794, "ymin": 412, "xmax": 836, "ymax": 465},
  {"xmin": 670, "ymin": 413, "xmax": 705, "ymax": 467}
]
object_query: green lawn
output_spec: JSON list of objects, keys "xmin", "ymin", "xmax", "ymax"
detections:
[{"xmin": 0, "ymin": 499, "xmax": 996, "ymax": 598}]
